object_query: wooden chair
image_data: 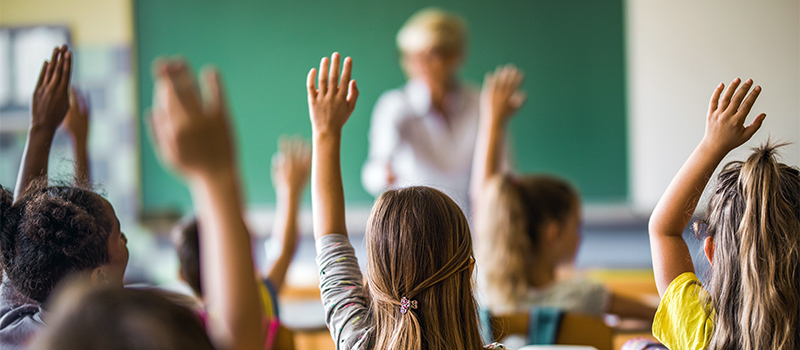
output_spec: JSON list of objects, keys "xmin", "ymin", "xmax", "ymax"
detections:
[{"xmin": 482, "ymin": 310, "xmax": 613, "ymax": 350}]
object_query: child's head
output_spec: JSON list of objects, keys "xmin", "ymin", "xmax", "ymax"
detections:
[
  {"xmin": 29, "ymin": 280, "xmax": 213, "ymax": 350},
  {"xmin": 0, "ymin": 184, "xmax": 128, "ymax": 303},
  {"xmin": 171, "ymin": 216, "xmax": 203, "ymax": 297},
  {"xmin": 476, "ymin": 174, "xmax": 581, "ymax": 310},
  {"xmin": 698, "ymin": 143, "xmax": 800, "ymax": 350},
  {"xmin": 365, "ymin": 186, "xmax": 483, "ymax": 350},
  {"xmin": 396, "ymin": 7, "xmax": 466, "ymax": 87}
]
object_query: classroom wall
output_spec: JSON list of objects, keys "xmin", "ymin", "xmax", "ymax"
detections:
[{"xmin": 626, "ymin": 0, "xmax": 800, "ymax": 213}]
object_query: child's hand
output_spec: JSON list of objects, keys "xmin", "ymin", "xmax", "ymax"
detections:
[
  {"xmin": 702, "ymin": 78, "xmax": 765, "ymax": 155},
  {"xmin": 481, "ymin": 64, "xmax": 526, "ymax": 124},
  {"xmin": 307, "ymin": 53, "xmax": 359, "ymax": 136},
  {"xmin": 272, "ymin": 135, "xmax": 311, "ymax": 199},
  {"xmin": 149, "ymin": 59, "xmax": 236, "ymax": 182},
  {"xmin": 62, "ymin": 87, "xmax": 89, "ymax": 143},
  {"xmin": 31, "ymin": 46, "xmax": 72, "ymax": 133}
]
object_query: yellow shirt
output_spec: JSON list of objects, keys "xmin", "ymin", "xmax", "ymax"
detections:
[{"xmin": 652, "ymin": 272, "xmax": 714, "ymax": 350}]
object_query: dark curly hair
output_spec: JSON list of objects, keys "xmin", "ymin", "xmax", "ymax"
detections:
[{"xmin": 1, "ymin": 184, "xmax": 112, "ymax": 303}]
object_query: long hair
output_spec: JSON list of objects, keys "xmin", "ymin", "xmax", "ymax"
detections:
[
  {"xmin": 476, "ymin": 175, "xmax": 579, "ymax": 312},
  {"xmin": 699, "ymin": 143, "xmax": 800, "ymax": 350},
  {"xmin": 365, "ymin": 186, "xmax": 483, "ymax": 350}
]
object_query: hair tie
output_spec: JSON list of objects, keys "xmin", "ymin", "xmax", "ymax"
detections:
[{"xmin": 400, "ymin": 296, "xmax": 418, "ymax": 314}]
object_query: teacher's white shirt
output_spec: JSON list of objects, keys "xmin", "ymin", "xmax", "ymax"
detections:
[{"xmin": 361, "ymin": 79, "xmax": 481, "ymax": 214}]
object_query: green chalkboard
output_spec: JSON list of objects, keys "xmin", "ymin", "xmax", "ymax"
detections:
[{"xmin": 135, "ymin": 0, "xmax": 627, "ymax": 214}]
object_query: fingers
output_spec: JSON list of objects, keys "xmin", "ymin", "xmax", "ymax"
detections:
[
  {"xmin": 49, "ymin": 46, "xmax": 66, "ymax": 87},
  {"xmin": 44, "ymin": 47, "xmax": 59, "ymax": 83},
  {"xmin": 735, "ymin": 85, "xmax": 762, "ymax": 122},
  {"xmin": 726, "ymin": 78, "xmax": 753, "ymax": 113},
  {"xmin": 718, "ymin": 77, "xmax": 741, "ymax": 111},
  {"xmin": 58, "ymin": 50, "xmax": 73, "ymax": 91},
  {"xmin": 337, "ymin": 57, "xmax": 352, "ymax": 99},
  {"xmin": 708, "ymin": 82, "xmax": 724, "ymax": 115},
  {"xmin": 318, "ymin": 56, "xmax": 329, "ymax": 96},
  {"xmin": 307, "ymin": 68, "xmax": 318, "ymax": 99},
  {"xmin": 162, "ymin": 60, "xmax": 202, "ymax": 122},
  {"xmin": 346, "ymin": 80, "xmax": 359, "ymax": 112},
  {"xmin": 329, "ymin": 52, "xmax": 340, "ymax": 93},
  {"xmin": 36, "ymin": 61, "xmax": 47, "ymax": 89},
  {"xmin": 200, "ymin": 66, "xmax": 228, "ymax": 118},
  {"xmin": 742, "ymin": 113, "xmax": 766, "ymax": 140}
]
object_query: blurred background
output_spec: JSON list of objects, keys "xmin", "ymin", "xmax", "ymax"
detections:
[{"xmin": 0, "ymin": 1, "xmax": 798, "ymax": 346}]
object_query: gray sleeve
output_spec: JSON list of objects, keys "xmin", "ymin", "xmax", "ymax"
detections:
[{"xmin": 316, "ymin": 234, "xmax": 372, "ymax": 350}]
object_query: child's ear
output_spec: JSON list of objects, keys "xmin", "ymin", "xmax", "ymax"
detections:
[
  {"xmin": 90, "ymin": 267, "xmax": 109, "ymax": 286},
  {"xmin": 544, "ymin": 220, "xmax": 561, "ymax": 244},
  {"xmin": 704, "ymin": 236, "xmax": 715, "ymax": 267}
]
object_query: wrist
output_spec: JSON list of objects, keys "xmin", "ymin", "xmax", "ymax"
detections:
[
  {"xmin": 28, "ymin": 123, "xmax": 57, "ymax": 139},
  {"xmin": 696, "ymin": 138, "xmax": 731, "ymax": 162},
  {"xmin": 188, "ymin": 166, "xmax": 239, "ymax": 191}
]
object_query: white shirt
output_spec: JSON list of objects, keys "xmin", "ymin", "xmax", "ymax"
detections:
[{"xmin": 361, "ymin": 79, "xmax": 481, "ymax": 213}]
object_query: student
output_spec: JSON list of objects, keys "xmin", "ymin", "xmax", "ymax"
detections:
[
  {"xmin": 649, "ymin": 78, "xmax": 798, "ymax": 350},
  {"xmin": 309, "ymin": 52, "xmax": 505, "ymax": 350},
  {"xmin": 473, "ymin": 65, "xmax": 655, "ymax": 320},
  {"xmin": 172, "ymin": 136, "xmax": 309, "ymax": 349},
  {"xmin": 31, "ymin": 58, "xmax": 264, "ymax": 350},
  {"xmin": 362, "ymin": 8, "xmax": 489, "ymax": 213},
  {"xmin": 0, "ymin": 46, "xmax": 130, "ymax": 350}
]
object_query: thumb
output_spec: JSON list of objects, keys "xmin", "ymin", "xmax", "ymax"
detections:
[{"xmin": 742, "ymin": 113, "xmax": 766, "ymax": 140}]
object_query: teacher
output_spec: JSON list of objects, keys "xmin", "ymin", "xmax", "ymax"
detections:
[{"xmin": 361, "ymin": 8, "xmax": 484, "ymax": 213}]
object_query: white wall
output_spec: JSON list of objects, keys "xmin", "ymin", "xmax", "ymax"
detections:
[{"xmin": 626, "ymin": 0, "xmax": 800, "ymax": 213}]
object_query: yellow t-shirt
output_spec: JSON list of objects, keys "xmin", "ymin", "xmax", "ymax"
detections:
[{"xmin": 652, "ymin": 272, "xmax": 714, "ymax": 350}]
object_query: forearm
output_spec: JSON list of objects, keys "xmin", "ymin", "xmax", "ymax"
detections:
[
  {"xmin": 266, "ymin": 192, "xmax": 301, "ymax": 291},
  {"xmin": 189, "ymin": 171, "xmax": 262, "ymax": 350},
  {"xmin": 14, "ymin": 126, "xmax": 57, "ymax": 201},
  {"xmin": 72, "ymin": 138, "xmax": 90, "ymax": 185},
  {"xmin": 649, "ymin": 140, "xmax": 727, "ymax": 295},
  {"xmin": 312, "ymin": 132, "xmax": 348, "ymax": 239},
  {"xmin": 471, "ymin": 117, "xmax": 506, "ymax": 204}
]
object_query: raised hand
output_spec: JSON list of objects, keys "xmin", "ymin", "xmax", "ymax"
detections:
[
  {"xmin": 272, "ymin": 135, "xmax": 311, "ymax": 199},
  {"xmin": 306, "ymin": 52, "xmax": 359, "ymax": 135},
  {"xmin": 481, "ymin": 64, "xmax": 526, "ymax": 124},
  {"xmin": 702, "ymin": 78, "xmax": 765, "ymax": 155},
  {"xmin": 149, "ymin": 59, "xmax": 235, "ymax": 182},
  {"xmin": 62, "ymin": 87, "xmax": 89, "ymax": 143},
  {"xmin": 32, "ymin": 45, "xmax": 72, "ymax": 133}
]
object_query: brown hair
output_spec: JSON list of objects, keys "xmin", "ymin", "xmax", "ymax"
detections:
[
  {"xmin": 29, "ymin": 278, "xmax": 213, "ymax": 350},
  {"xmin": 364, "ymin": 186, "xmax": 483, "ymax": 350},
  {"xmin": 698, "ymin": 143, "xmax": 800, "ymax": 350},
  {"xmin": 171, "ymin": 216, "xmax": 202, "ymax": 296},
  {"xmin": 476, "ymin": 174, "xmax": 579, "ymax": 312}
]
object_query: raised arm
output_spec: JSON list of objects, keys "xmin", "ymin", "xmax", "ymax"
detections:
[
  {"xmin": 14, "ymin": 46, "xmax": 72, "ymax": 201},
  {"xmin": 306, "ymin": 53, "xmax": 359, "ymax": 239},
  {"xmin": 648, "ymin": 78, "xmax": 764, "ymax": 296},
  {"xmin": 62, "ymin": 87, "xmax": 91, "ymax": 185},
  {"xmin": 266, "ymin": 135, "xmax": 311, "ymax": 291},
  {"xmin": 149, "ymin": 59, "xmax": 261, "ymax": 350},
  {"xmin": 470, "ymin": 65, "xmax": 525, "ymax": 206}
]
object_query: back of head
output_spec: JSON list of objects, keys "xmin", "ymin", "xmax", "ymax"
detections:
[
  {"xmin": 0, "ymin": 183, "xmax": 111, "ymax": 303},
  {"xmin": 172, "ymin": 216, "xmax": 203, "ymax": 297},
  {"xmin": 365, "ymin": 186, "xmax": 482, "ymax": 350},
  {"xmin": 29, "ymin": 279, "xmax": 214, "ymax": 350},
  {"xmin": 700, "ymin": 143, "xmax": 800, "ymax": 350},
  {"xmin": 396, "ymin": 7, "xmax": 466, "ymax": 56},
  {"xmin": 476, "ymin": 175, "xmax": 579, "ymax": 311}
]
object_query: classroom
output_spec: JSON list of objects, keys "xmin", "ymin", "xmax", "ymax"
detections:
[{"xmin": 0, "ymin": 1, "xmax": 798, "ymax": 349}]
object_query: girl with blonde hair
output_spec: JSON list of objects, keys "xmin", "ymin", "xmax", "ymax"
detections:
[
  {"xmin": 650, "ymin": 78, "xmax": 799, "ymax": 350},
  {"xmin": 473, "ymin": 65, "xmax": 655, "ymax": 320},
  {"xmin": 308, "ymin": 52, "xmax": 504, "ymax": 350}
]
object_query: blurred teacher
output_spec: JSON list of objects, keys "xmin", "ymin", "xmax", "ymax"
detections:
[{"xmin": 361, "ymin": 8, "xmax": 481, "ymax": 213}]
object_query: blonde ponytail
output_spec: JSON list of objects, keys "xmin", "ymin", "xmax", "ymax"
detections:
[{"xmin": 702, "ymin": 143, "xmax": 800, "ymax": 350}]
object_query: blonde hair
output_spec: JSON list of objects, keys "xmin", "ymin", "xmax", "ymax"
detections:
[
  {"xmin": 476, "ymin": 175, "xmax": 579, "ymax": 312},
  {"xmin": 396, "ymin": 8, "xmax": 466, "ymax": 55},
  {"xmin": 365, "ymin": 186, "xmax": 483, "ymax": 350},
  {"xmin": 698, "ymin": 143, "xmax": 800, "ymax": 350}
]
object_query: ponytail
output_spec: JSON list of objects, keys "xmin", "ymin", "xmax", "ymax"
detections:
[{"xmin": 703, "ymin": 142, "xmax": 800, "ymax": 350}]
